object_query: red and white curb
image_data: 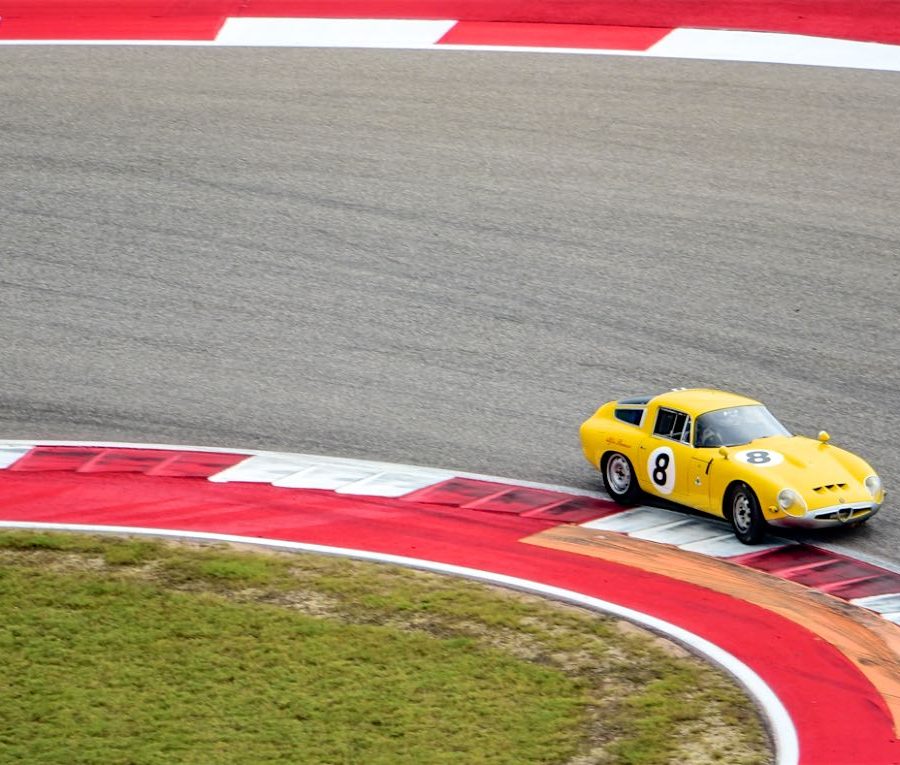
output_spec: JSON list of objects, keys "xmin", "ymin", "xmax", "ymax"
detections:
[
  {"xmin": 1, "ymin": 19, "xmax": 899, "ymax": 72},
  {"xmin": 2, "ymin": 440, "xmax": 900, "ymax": 624}
]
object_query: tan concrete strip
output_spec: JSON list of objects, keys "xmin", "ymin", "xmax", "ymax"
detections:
[{"xmin": 523, "ymin": 525, "xmax": 900, "ymax": 732}]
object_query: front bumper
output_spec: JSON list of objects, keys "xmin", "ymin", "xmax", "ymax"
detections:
[{"xmin": 768, "ymin": 502, "xmax": 882, "ymax": 529}]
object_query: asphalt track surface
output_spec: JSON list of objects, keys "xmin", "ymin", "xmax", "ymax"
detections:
[{"xmin": 2, "ymin": 47, "xmax": 899, "ymax": 562}]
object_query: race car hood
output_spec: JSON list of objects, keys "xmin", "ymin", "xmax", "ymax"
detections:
[{"xmin": 728, "ymin": 435, "xmax": 873, "ymax": 506}]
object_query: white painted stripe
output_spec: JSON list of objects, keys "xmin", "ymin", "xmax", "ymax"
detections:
[
  {"xmin": 850, "ymin": 593, "xmax": 900, "ymax": 614},
  {"xmin": 631, "ymin": 518, "xmax": 732, "ymax": 545},
  {"xmin": 0, "ymin": 445, "xmax": 33, "ymax": 469},
  {"xmin": 265, "ymin": 461, "xmax": 451, "ymax": 495},
  {"xmin": 215, "ymin": 18, "xmax": 456, "ymax": 48},
  {"xmin": 582, "ymin": 505, "xmax": 793, "ymax": 556},
  {"xmin": 648, "ymin": 28, "xmax": 900, "ymax": 72},
  {"xmin": 0, "ymin": 519, "xmax": 799, "ymax": 765},
  {"xmin": 208, "ymin": 454, "xmax": 323, "ymax": 483},
  {"xmin": 335, "ymin": 469, "xmax": 455, "ymax": 497},
  {"xmin": 680, "ymin": 534, "xmax": 789, "ymax": 558},
  {"xmin": 583, "ymin": 506, "xmax": 682, "ymax": 533},
  {"xmin": 273, "ymin": 463, "xmax": 383, "ymax": 490}
]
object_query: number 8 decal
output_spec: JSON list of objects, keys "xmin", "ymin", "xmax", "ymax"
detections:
[
  {"xmin": 734, "ymin": 449, "xmax": 784, "ymax": 467},
  {"xmin": 647, "ymin": 446, "xmax": 675, "ymax": 495},
  {"xmin": 652, "ymin": 453, "xmax": 669, "ymax": 484}
]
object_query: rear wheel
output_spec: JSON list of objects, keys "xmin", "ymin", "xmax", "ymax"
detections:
[
  {"xmin": 602, "ymin": 452, "xmax": 641, "ymax": 505},
  {"xmin": 728, "ymin": 483, "xmax": 766, "ymax": 544}
]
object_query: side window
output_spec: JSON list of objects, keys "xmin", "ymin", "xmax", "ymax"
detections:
[
  {"xmin": 653, "ymin": 409, "xmax": 677, "ymax": 437},
  {"xmin": 614, "ymin": 408, "xmax": 643, "ymax": 426},
  {"xmin": 654, "ymin": 408, "xmax": 690, "ymax": 443}
]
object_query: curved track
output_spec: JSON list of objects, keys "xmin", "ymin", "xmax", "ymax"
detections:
[{"xmin": 2, "ymin": 47, "xmax": 899, "ymax": 560}]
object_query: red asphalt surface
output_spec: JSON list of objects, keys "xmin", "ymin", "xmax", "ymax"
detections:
[
  {"xmin": 1, "ymin": 0, "xmax": 900, "ymax": 44},
  {"xmin": 1, "ymin": 463, "xmax": 899, "ymax": 764}
]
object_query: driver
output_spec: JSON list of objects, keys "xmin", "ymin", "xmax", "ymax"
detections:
[{"xmin": 696, "ymin": 419, "xmax": 723, "ymax": 448}]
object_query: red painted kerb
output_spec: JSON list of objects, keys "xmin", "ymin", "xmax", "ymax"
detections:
[{"xmin": 1, "ymin": 0, "xmax": 899, "ymax": 44}]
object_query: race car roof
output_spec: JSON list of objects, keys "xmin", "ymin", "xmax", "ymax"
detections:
[{"xmin": 650, "ymin": 388, "xmax": 761, "ymax": 417}]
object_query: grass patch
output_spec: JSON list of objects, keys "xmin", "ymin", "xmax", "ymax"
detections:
[
  {"xmin": 0, "ymin": 532, "xmax": 771, "ymax": 765},
  {"xmin": 158, "ymin": 551, "xmax": 291, "ymax": 586}
]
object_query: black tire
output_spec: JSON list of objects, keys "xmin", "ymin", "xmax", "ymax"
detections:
[
  {"xmin": 727, "ymin": 482, "xmax": 767, "ymax": 545},
  {"xmin": 601, "ymin": 452, "xmax": 642, "ymax": 505}
]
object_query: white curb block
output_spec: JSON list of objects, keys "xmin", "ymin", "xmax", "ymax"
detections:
[{"xmin": 1, "ymin": 20, "xmax": 899, "ymax": 72}]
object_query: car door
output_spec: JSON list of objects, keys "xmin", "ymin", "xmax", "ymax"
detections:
[
  {"xmin": 639, "ymin": 407, "xmax": 694, "ymax": 503},
  {"xmin": 687, "ymin": 452, "xmax": 714, "ymax": 513}
]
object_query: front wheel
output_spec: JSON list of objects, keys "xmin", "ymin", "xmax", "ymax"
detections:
[
  {"xmin": 728, "ymin": 483, "xmax": 767, "ymax": 544},
  {"xmin": 602, "ymin": 452, "xmax": 641, "ymax": 505}
]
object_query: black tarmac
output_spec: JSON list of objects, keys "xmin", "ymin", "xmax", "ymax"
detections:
[{"xmin": 2, "ymin": 47, "xmax": 898, "ymax": 559}]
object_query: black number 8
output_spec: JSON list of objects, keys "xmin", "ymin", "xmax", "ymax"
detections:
[
  {"xmin": 652, "ymin": 453, "xmax": 669, "ymax": 485},
  {"xmin": 746, "ymin": 451, "xmax": 771, "ymax": 464}
]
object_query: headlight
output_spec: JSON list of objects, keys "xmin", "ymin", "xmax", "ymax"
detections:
[
  {"xmin": 777, "ymin": 488, "xmax": 807, "ymax": 517},
  {"xmin": 865, "ymin": 475, "xmax": 884, "ymax": 502}
]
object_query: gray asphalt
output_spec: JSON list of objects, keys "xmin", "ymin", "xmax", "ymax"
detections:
[{"xmin": 1, "ymin": 47, "xmax": 898, "ymax": 560}]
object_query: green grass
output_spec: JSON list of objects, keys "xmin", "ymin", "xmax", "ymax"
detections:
[{"xmin": 0, "ymin": 532, "xmax": 771, "ymax": 765}]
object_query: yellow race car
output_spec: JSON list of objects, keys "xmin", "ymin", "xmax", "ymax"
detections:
[{"xmin": 579, "ymin": 388, "xmax": 886, "ymax": 544}]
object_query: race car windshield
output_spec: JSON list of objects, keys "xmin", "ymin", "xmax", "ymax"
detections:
[{"xmin": 694, "ymin": 405, "xmax": 791, "ymax": 448}]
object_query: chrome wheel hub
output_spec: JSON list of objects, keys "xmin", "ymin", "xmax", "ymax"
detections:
[
  {"xmin": 733, "ymin": 493, "xmax": 752, "ymax": 532},
  {"xmin": 607, "ymin": 455, "xmax": 632, "ymax": 494}
]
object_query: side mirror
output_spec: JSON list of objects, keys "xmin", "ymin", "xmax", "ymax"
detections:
[
  {"xmin": 817, "ymin": 431, "xmax": 831, "ymax": 444},
  {"xmin": 718, "ymin": 446, "xmax": 729, "ymax": 459}
]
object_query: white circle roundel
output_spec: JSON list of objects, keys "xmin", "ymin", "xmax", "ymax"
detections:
[
  {"xmin": 733, "ymin": 449, "xmax": 784, "ymax": 468},
  {"xmin": 647, "ymin": 446, "xmax": 675, "ymax": 495}
]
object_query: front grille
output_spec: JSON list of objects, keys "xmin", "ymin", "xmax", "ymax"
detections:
[{"xmin": 818, "ymin": 507, "xmax": 871, "ymax": 521}]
